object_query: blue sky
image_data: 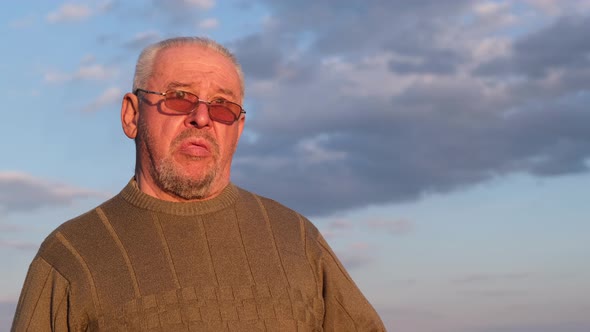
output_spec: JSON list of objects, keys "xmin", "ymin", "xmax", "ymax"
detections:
[{"xmin": 1, "ymin": 1, "xmax": 590, "ymax": 331}]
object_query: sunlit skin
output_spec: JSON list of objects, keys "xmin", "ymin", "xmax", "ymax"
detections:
[{"xmin": 120, "ymin": 45, "xmax": 245, "ymax": 201}]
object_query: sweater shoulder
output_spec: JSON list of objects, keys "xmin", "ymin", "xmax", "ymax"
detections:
[
  {"xmin": 234, "ymin": 186, "xmax": 311, "ymax": 224},
  {"xmin": 233, "ymin": 186, "xmax": 322, "ymax": 241},
  {"xmin": 36, "ymin": 194, "xmax": 122, "ymax": 266}
]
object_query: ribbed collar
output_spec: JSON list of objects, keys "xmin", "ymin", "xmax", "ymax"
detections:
[{"xmin": 119, "ymin": 178, "xmax": 239, "ymax": 216}]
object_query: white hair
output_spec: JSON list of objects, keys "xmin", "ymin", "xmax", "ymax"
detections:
[{"xmin": 132, "ymin": 36, "xmax": 244, "ymax": 96}]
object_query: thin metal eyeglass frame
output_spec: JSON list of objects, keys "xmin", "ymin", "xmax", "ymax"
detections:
[{"xmin": 134, "ymin": 88, "xmax": 246, "ymax": 124}]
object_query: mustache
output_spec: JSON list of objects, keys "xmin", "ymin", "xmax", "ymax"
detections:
[{"xmin": 172, "ymin": 129, "xmax": 220, "ymax": 155}]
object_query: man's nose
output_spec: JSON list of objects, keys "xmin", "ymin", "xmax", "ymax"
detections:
[{"xmin": 184, "ymin": 101, "xmax": 211, "ymax": 128}]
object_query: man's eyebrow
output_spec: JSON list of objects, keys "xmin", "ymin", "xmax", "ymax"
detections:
[
  {"xmin": 216, "ymin": 87, "xmax": 237, "ymax": 98},
  {"xmin": 166, "ymin": 81, "xmax": 192, "ymax": 89},
  {"xmin": 166, "ymin": 82, "xmax": 237, "ymax": 98}
]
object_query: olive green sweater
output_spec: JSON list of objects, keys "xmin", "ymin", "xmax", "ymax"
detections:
[{"xmin": 12, "ymin": 180, "xmax": 385, "ymax": 331}]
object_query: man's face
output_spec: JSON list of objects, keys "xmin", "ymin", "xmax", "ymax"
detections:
[{"xmin": 123, "ymin": 44, "xmax": 245, "ymax": 201}]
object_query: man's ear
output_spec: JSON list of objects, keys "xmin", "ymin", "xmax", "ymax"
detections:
[
  {"xmin": 121, "ymin": 92, "xmax": 140, "ymax": 139},
  {"xmin": 236, "ymin": 113, "xmax": 246, "ymax": 141}
]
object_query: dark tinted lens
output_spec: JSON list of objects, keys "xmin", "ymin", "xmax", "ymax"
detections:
[
  {"xmin": 165, "ymin": 90, "xmax": 197, "ymax": 112},
  {"xmin": 209, "ymin": 105, "xmax": 238, "ymax": 124}
]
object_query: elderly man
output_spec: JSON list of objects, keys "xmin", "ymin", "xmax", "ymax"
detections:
[{"xmin": 12, "ymin": 37, "xmax": 385, "ymax": 331}]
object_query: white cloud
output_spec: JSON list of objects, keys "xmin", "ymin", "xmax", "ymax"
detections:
[
  {"xmin": 199, "ymin": 18, "xmax": 219, "ymax": 30},
  {"xmin": 124, "ymin": 31, "xmax": 161, "ymax": 49},
  {"xmin": 366, "ymin": 219, "xmax": 415, "ymax": 235},
  {"xmin": 474, "ymin": 1, "xmax": 511, "ymax": 16},
  {"xmin": 97, "ymin": 0, "xmax": 115, "ymax": 12},
  {"xmin": 43, "ymin": 70, "xmax": 69, "ymax": 84},
  {"xmin": 9, "ymin": 15, "xmax": 36, "ymax": 29},
  {"xmin": 44, "ymin": 64, "xmax": 117, "ymax": 83},
  {"xmin": 46, "ymin": 4, "xmax": 92, "ymax": 23},
  {"xmin": 80, "ymin": 54, "xmax": 97, "ymax": 65},
  {"xmin": 83, "ymin": 87, "xmax": 123, "ymax": 113},
  {"xmin": 295, "ymin": 136, "xmax": 348, "ymax": 164},
  {"xmin": 185, "ymin": 0, "xmax": 215, "ymax": 10},
  {"xmin": 75, "ymin": 64, "xmax": 116, "ymax": 80},
  {"xmin": 320, "ymin": 53, "xmax": 425, "ymax": 99},
  {"xmin": 523, "ymin": 0, "xmax": 590, "ymax": 16},
  {"xmin": 471, "ymin": 1, "xmax": 518, "ymax": 31},
  {"xmin": 335, "ymin": 242, "xmax": 375, "ymax": 270}
]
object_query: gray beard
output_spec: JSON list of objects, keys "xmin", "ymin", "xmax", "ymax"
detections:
[
  {"xmin": 138, "ymin": 120, "xmax": 221, "ymax": 200},
  {"xmin": 152, "ymin": 155, "xmax": 217, "ymax": 200}
]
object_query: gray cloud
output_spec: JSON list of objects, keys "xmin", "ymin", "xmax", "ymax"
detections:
[
  {"xmin": 0, "ymin": 240, "xmax": 39, "ymax": 251},
  {"xmin": 0, "ymin": 172, "xmax": 109, "ymax": 214},
  {"xmin": 366, "ymin": 219, "xmax": 415, "ymax": 236},
  {"xmin": 474, "ymin": 321, "xmax": 590, "ymax": 332},
  {"xmin": 336, "ymin": 246, "xmax": 375, "ymax": 270},
  {"xmin": 0, "ymin": 301, "xmax": 16, "ymax": 332},
  {"xmin": 459, "ymin": 289, "xmax": 528, "ymax": 298},
  {"xmin": 476, "ymin": 15, "xmax": 590, "ymax": 79},
  {"xmin": 231, "ymin": 35, "xmax": 283, "ymax": 80},
  {"xmin": 376, "ymin": 305, "xmax": 446, "ymax": 332},
  {"xmin": 452, "ymin": 272, "xmax": 530, "ymax": 284},
  {"xmin": 90, "ymin": 1, "xmax": 590, "ymax": 218},
  {"xmin": 0, "ymin": 224, "xmax": 27, "ymax": 232},
  {"xmin": 227, "ymin": 2, "xmax": 590, "ymax": 217},
  {"xmin": 122, "ymin": 31, "xmax": 162, "ymax": 50}
]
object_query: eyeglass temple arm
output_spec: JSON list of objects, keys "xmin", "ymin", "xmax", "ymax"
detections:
[{"xmin": 134, "ymin": 88, "xmax": 165, "ymax": 96}]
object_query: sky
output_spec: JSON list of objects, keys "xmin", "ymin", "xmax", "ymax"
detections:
[{"xmin": 1, "ymin": 0, "xmax": 590, "ymax": 331}]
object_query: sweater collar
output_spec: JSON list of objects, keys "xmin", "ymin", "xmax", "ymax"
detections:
[{"xmin": 119, "ymin": 178, "xmax": 239, "ymax": 216}]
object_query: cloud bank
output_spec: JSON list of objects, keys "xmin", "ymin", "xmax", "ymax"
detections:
[
  {"xmin": 226, "ymin": 1, "xmax": 590, "ymax": 217},
  {"xmin": 0, "ymin": 172, "xmax": 108, "ymax": 214}
]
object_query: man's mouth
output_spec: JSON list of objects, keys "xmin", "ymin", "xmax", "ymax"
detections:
[{"xmin": 178, "ymin": 138, "xmax": 211, "ymax": 157}]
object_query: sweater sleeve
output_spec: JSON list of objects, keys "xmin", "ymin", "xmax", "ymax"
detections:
[
  {"xmin": 305, "ymin": 222, "xmax": 387, "ymax": 331},
  {"xmin": 12, "ymin": 256, "xmax": 71, "ymax": 332}
]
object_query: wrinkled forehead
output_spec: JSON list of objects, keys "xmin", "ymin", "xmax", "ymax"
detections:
[{"xmin": 151, "ymin": 45, "xmax": 243, "ymax": 99}]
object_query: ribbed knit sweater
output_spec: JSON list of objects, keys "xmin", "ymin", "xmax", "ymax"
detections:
[{"xmin": 12, "ymin": 180, "xmax": 385, "ymax": 331}]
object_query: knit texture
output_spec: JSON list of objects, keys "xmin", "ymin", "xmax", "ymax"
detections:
[{"xmin": 12, "ymin": 180, "xmax": 385, "ymax": 331}]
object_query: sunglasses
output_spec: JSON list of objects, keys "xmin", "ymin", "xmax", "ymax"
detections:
[{"xmin": 134, "ymin": 88, "xmax": 245, "ymax": 125}]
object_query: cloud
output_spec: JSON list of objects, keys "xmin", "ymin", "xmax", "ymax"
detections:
[
  {"xmin": 0, "ymin": 240, "xmax": 39, "ymax": 251},
  {"xmin": 453, "ymin": 272, "xmax": 530, "ymax": 284},
  {"xmin": 44, "ymin": 64, "xmax": 118, "ymax": 83},
  {"xmin": 82, "ymin": 87, "xmax": 123, "ymax": 112},
  {"xmin": 474, "ymin": 321, "xmax": 590, "ymax": 332},
  {"xmin": 198, "ymin": 18, "xmax": 219, "ymax": 30},
  {"xmin": 334, "ymin": 242, "xmax": 375, "ymax": 270},
  {"xmin": 9, "ymin": 15, "xmax": 37, "ymax": 29},
  {"xmin": 460, "ymin": 289, "xmax": 528, "ymax": 298},
  {"xmin": 144, "ymin": 0, "xmax": 215, "ymax": 24},
  {"xmin": 327, "ymin": 219, "xmax": 354, "ymax": 230},
  {"xmin": 523, "ymin": 0, "xmax": 590, "ymax": 16},
  {"xmin": 0, "ymin": 224, "xmax": 27, "ymax": 232},
  {"xmin": 366, "ymin": 219, "xmax": 415, "ymax": 236},
  {"xmin": 376, "ymin": 305, "xmax": 446, "ymax": 332},
  {"xmin": 98, "ymin": 0, "xmax": 116, "ymax": 12},
  {"xmin": 0, "ymin": 301, "xmax": 17, "ymax": 332},
  {"xmin": 46, "ymin": 1, "xmax": 114, "ymax": 23},
  {"xmin": 46, "ymin": 4, "xmax": 92, "ymax": 23},
  {"xmin": 453, "ymin": 272, "xmax": 531, "ymax": 298},
  {"xmin": 186, "ymin": 0, "xmax": 215, "ymax": 10},
  {"xmin": 227, "ymin": 1, "xmax": 590, "ymax": 218},
  {"xmin": 0, "ymin": 171, "xmax": 108, "ymax": 214},
  {"xmin": 122, "ymin": 31, "xmax": 162, "ymax": 50},
  {"xmin": 476, "ymin": 15, "xmax": 590, "ymax": 78}
]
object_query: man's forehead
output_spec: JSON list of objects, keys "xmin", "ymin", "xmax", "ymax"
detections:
[{"xmin": 149, "ymin": 46, "xmax": 242, "ymax": 98}]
